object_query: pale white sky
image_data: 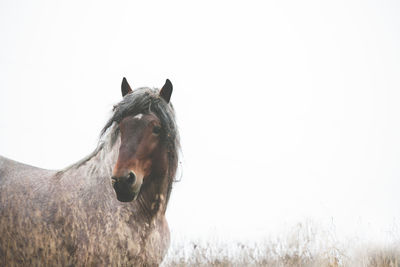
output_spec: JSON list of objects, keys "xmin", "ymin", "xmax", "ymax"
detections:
[{"xmin": 1, "ymin": 0, "xmax": 400, "ymax": 243}]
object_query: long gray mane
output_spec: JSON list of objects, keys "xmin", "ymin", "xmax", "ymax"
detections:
[{"xmin": 62, "ymin": 87, "xmax": 180, "ymax": 203}]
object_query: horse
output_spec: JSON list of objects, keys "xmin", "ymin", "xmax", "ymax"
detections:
[{"xmin": 0, "ymin": 78, "xmax": 180, "ymax": 266}]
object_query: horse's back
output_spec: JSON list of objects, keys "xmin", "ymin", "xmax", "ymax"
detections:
[
  {"xmin": 0, "ymin": 154, "xmax": 57, "ymax": 217},
  {"xmin": 0, "ymin": 155, "xmax": 56, "ymax": 206},
  {"xmin": 0, "ymin": 155, "xmax": 56, "ymax": 181}
]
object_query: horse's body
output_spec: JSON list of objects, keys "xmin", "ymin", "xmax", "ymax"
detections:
[{"xmin": 0, "ymin": 79, "xmax": 179, "ymax": 266}]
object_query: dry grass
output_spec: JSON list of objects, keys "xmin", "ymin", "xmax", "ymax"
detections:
[{"xmin": 161, "ymin": 222, "xmax": 400, "ymax": 267}]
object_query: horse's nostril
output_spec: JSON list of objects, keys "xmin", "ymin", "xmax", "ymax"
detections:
[{"xmin": 127, "ymin": 171, "xmax": 136, "ymax": 185}]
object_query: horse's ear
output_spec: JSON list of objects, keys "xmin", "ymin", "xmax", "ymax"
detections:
[
  {"xmin": 160, "ymin": 79, "xmax": 173, "ymax": 103},
  {"xmin": 121, "ymin": 77, "xmax": 133, "ymax": 97}
]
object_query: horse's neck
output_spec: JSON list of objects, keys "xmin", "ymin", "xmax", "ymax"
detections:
[
  {"xmin": 139, "ymin": 147, "xmax": 172, "ymax": 218},
  {"xmin": 80, "ymin": 135, "xmax": 120, "ymax": 180},
  {"xmin": 137, "ymin": 173, "xmax": 170, "ymax": 220},
  {"xmin": 68, "ymin": 128, "xmax": 169, "ymax": 221}
]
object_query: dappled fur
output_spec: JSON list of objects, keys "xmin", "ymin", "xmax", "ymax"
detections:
[{"xmin": 0, "ymin": 86, "xmax": 180, "ymax": 266}]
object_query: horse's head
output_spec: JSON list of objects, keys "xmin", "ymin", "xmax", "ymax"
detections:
[{"xmin": 110, "ymin": 78, "xmax": 175, "ymax": 202}]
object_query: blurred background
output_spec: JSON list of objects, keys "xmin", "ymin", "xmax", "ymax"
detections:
[{"xmin": 1, "ymin": 0, "xmax": 399, "ymax": 246}]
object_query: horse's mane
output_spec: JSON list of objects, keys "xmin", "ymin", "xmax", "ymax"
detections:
[
  {"xmin": 62, "ymin": 87, "xmax": 180, "ymax": 202},
  {"xmin": 101, "ymin": 87, "xmax": 179, "ymax": 147}
]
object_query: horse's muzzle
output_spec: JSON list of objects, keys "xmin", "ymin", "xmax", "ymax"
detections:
[{"xmin": 111, "ymin": 171, "xmax": 141, "ymax": 202}]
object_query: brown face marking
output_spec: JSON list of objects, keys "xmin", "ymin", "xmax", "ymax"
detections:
[{"xmin": 112, "ymin": 113, "xmax": 162, "ymax": 201}]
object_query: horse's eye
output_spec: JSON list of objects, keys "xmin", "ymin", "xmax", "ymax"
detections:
[{"xmin": 152, "ymin": 126, "xmax": 161, "ymax": 135}]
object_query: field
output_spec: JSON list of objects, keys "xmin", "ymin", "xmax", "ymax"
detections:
[{"xmin": 161, "ymin": 222, "xmax": 400, "ymax": 267}]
